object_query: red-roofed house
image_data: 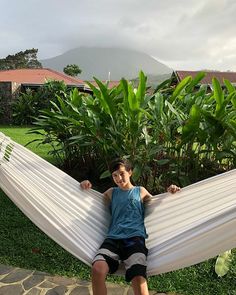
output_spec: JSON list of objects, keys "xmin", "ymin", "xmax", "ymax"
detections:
[
  {"xmin": 0, "ymin": 68, "xmax": 91, "ymax": 91},
  {"xmin": 0, "ymin": 68, "xmax": 91, "ymax": 123},
  {"xmin": 172, "ymin": 70, "xmax": 236, "ymax": 88}
]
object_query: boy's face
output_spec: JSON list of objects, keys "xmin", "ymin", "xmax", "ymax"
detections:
[{"xmin": 111, "ymin": 165, "xmax": 132, "ymax": 189}]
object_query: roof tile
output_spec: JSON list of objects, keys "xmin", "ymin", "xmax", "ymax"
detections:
[
  {"xmin": 175, "ymin": 70, "xmax": 236, "ymax": 85},
  {"xmin": 0, "ymin": 68, "xmax": 85, "ymax": 85}
]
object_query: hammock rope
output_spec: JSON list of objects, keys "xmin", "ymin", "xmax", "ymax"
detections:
[{"xmin": 0, "ymin": 132, "xmax": 235, "ymax": 276}]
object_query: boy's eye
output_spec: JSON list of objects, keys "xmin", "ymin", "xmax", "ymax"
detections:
[{"xmin": 112, "ymin": 171, "xmax": 126, "ymax": 178}]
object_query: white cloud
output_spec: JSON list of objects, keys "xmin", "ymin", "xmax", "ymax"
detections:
[{"xmin": 0, "ymin": 0, "xmax": 235, "ymax": 71}]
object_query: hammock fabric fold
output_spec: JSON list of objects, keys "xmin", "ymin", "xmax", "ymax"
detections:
[{"xmin": 0, "ymin": 132, "xmax": 235, "ymax": 276}]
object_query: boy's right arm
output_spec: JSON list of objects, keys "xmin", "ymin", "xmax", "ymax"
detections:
[
  {"xmin": 80, "ymin": 180, "xmax": 92, "ymax": 190},
  {"xmin": 103, "ymin": 188, "xmax": 113, "ymax": 203},
  {"xmin": 80, "ymin": 180, "xmax": 112, "ymax": 203}
]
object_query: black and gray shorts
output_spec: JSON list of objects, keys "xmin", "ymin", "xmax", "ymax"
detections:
[{"xmin": 92, "ymin": 236, "xmax": 148, "ymax": 282}]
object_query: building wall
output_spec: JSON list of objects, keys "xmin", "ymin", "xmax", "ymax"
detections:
[{"xmin": 0, "ymin": 81, "xmax": 21, "ymax": 124}]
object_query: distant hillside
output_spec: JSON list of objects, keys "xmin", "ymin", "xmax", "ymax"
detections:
[
  {"xmin": 131, "ymin": 73, "xmax": 172, "ymax": 89},
  {"xmin": 146, "ymin": 73, "xmax": 172, "ymax": 88},
  {"xmin": 41, "ymin": 47, "xmax": 172, "ymax": 81}
]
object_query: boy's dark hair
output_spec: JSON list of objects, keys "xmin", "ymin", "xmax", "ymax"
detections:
[{"xmin": 109, "ymin": 158, "xmax": 133, "ymax": 173}]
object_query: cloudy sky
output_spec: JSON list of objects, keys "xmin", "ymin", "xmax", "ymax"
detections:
[{"xmin": 1, "ymin": 0, "xmax": 235, "ymax": 71}]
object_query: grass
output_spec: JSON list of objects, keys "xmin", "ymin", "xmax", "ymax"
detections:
[
  {"xmin": 0, "ymin": 125, "xmax": 54, "ymax": 163},
  {"xmin": 0, "ymin": 126, "xmax": 236, "ymax": 295}
]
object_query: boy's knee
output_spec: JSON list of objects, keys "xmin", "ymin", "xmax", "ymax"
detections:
[
  {"xmin": 131, "ymin": 276, "xmax": 149, "ymax": 295},
  {"xmin": 92, "ymin": 261, "xmax": 109, "ymax": 278},
  {"xmin": 126, "ymin": 264, "xmax": 147, "ymax": 282},
  {"xmin": 132, "ymin": 275, "xmax": 146, "ymax": 283}
]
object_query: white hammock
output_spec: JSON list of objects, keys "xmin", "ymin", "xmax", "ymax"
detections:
[{"xmin": 0, "ymin": 132, "xmax": 235, "ymax": 276}]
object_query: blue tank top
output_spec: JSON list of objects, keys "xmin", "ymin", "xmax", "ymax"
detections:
[{"xmin": 106, "ymin": 186, "xmax": 148, "ymax": 239}]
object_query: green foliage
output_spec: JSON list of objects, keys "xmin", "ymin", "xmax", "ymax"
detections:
[
  {"xmin": 12, "ymin": 80, "xmax": 69, "ymax": 125},
  {"xmin": 0, "ymin": 126, "xmax": 55, "ymax": 163},
  {"xmin": 12, "ymin": 89, "xmax": 39, "ymax": 125},
  {"xmin": 215, "ymin": 250, "xmax": 232, "ymax": 277},
  {"xmin": 63, "ymin": 64, "xmax": 82, "ymax": 76},
  {"xmin": 30, "ymin": 71, "xmax": 236, "ymax": 192},
  {"xmin": 0, "ymin": 48, "xmax": 42, "ymax": 70},
  {"xmin": 0, "ymin": 107, "xmax": 4, "ymax": 122}
]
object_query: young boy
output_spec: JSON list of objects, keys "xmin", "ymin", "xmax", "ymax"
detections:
[{"xmin": 80, "ymin": 158, "xmax": 180, "ymax": 295}]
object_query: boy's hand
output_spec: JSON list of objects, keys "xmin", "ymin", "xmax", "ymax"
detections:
[
  {"xmin": 167, "ymin": 184, "xmax": 181, "ymax": 194},
  {"xmin": 80, "ymin": 180, "xmax": 92, "ymax": 190}
]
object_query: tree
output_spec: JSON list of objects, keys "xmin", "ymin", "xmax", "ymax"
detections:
[
  {"xmin": 0, "ymin": 48, "xmax": 42, "ymax": 70},
  {"xmin": 63, "ymin": 64, "xmax": 82, "ymax": 77}
]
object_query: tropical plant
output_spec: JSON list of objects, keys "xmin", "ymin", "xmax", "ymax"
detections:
[
  {"xmin": 12, "ymin": 80, "xmax": 69, "ymax": 125},
  {"xmin": 12, "ymin": 89, "xmax": 39, "ymax": 125},
  {"xmin": 28, "ymin": 88, "xmax": 89, "ymax": 170},
  {"xmin": 153, "ymin": 73, "xmax": 236, "ymax": 186},
  {"xmin": 29, "ymin": 71, "xmax": 236, "ymax": 192}
]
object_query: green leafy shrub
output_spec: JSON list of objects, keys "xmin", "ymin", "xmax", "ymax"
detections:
[
  {"xmin": 29, "ymin": 72, "xmax": 236, "ymax": 192},
  {"xmin": 13, "ymin": 80, "xmax": 69, "ymax": 125}
]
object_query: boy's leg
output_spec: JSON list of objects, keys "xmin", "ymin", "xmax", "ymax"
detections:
[
  {"xmin": 131, "ymin": 276, "xmax": 149, "ymax": 295},
  {"xmin": 122, "ymin": 237, "xmax": 149, "ymax": 294},
  {"xmin": 92, "ymin": 238, "xmax": 120, "ymax": 295},
  {"xmin": 92, "ymin": 260, "xmax": 109, "ymax": 295}
]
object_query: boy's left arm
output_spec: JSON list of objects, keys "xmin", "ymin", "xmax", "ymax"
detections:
[
  {"xmin": 167, "ymin": 184, "xmax": 181, "ymax": 194},
  {"xmin": 141, "ymin": 184, "xmax": 181, "ymax": 203},
  {"xmin": 140, "ymin": 187, "xmax": 153, "ymax": 203}
]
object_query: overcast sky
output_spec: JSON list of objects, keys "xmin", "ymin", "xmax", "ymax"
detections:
[{"xmin": 1, "ymin": 0, "xmax": 235, "ymax": 71}]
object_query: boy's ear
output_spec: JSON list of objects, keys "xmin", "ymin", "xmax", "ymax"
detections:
[{"xmin": 128, "ymin": 169, "xmax": 133, "ymax": 176}]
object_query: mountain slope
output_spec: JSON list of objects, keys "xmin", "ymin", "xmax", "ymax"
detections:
[{"xmin": 41, "ymin": 47, "xmax": 172, "ymax": 80}]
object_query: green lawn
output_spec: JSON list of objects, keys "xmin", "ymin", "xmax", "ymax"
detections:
[
  {"xmin": 0, "ymin": 126, "xmax": 235, "ymax": 295},
  {"xmin": 0, "ymin": 126, "xmax": 54, "ymax": 163}
]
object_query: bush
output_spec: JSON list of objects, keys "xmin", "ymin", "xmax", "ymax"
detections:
[
  {"xmin": 29, "ymin": 72, "xmax": 236, "ymax": 193},
  {"xmin": 12, "ymin": 80, "xmax": 69, "ymax": 125}
]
